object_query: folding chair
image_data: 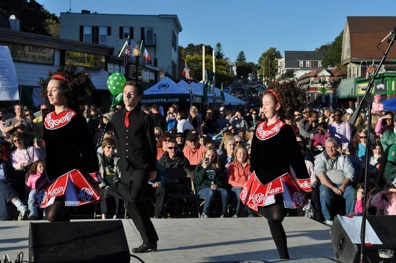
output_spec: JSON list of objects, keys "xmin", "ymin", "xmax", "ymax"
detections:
[{"xmin": 163, "ymin": 168, "xmax": 199, "ymax": 218}]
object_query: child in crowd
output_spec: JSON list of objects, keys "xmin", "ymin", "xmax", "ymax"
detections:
[
  {"xmin": 26, "ymin": 160, "xmax": 46, "ymax": 220},
  {"xmin": 354, "ymin": 183, "xmax": 364, "ymax": 216},
  {"xmin": 371, "ymin": 179, "xmax": 396, "ymax": 215},
  {"xmin": 194, "ymin": 147, "xmax": 229, "ymax": 218},
  {"xmin": 371, "ymin": 94, "xmax": 384, "ymax": 115}
]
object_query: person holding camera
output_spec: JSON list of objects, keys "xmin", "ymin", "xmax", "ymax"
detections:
[
  {"xmin": 194, "ymin": 146, "xmax": 229, "ymax": 218},
  {"xmin": 166, "ymin": 106, "xmax": 177, "ymax": 132}
]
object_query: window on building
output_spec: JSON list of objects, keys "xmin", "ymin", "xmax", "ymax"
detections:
[
  {"xmin": 306, "ymin": 61, "xmax": 310, "ymax": 67},
  {"xmin": 119, "ymin": 26, "xmax": 133, "ymax": 39},
  {"xmin": 299, "ymin": 61, "xmax": 303, "ymax": 67},
  {"xmin": 146, "ymin": 27, "xmax": 155, "ymax": 45},
  {"xmin": 123, "ymin": 27, "xmax": 130, "ymax": 38},
  {"xmin": 83, "ymin": 26, "xmax": 92, "ymax": 43},
  {"xmin": 99, "ymin": 27, "xmax": 107, "ymax": 45},
  {"xmin": 318, "ymin": 61, "xmax": 322, "ymax": 67}
]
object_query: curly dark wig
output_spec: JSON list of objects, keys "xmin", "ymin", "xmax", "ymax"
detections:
[
  {"xmin": 266, "ymin": 81, "xmax": 304, "ymax": 119},
  {"xmin": 39, "ymin": 65, "xmax": 95, "ymax": 113}
]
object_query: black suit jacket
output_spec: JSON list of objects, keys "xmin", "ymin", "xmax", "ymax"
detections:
[{"xmin": 111, "ymin": 107, "xmax": 157, "ymax": 173}]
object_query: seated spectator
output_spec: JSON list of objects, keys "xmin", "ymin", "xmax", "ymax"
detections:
[
  {"xmin": 182, "ymin": 132, "xmax": 205, "ymax": 166},
  {"xmin": 233, "ymin": 135, "xmax": 244, "ymax": 147},
  {"xmin": 371, "ymin": 179, "xmax": 396, "ymax": 215},
  {"xmin": 156, "ymin": 133, "xmax": 172, "ymax": 160},
  {"xmin": 248, "ymin": 110, "xmax": 259, "ymax": 128},
  {"xmin": 354, "ymin": 183, "xmax": 364, "ymax": 216},
  {"xmin": 227, "ymin": 146, "xmax": 250, "ymax": 217},
  {"xmin": 202, "ymin": 109, "xmax": 217, "ymax": 135},
  {"xmin": 194, "ymin": 147, "xmax": 229, "ymax": 218},
  {"xmin": 375, "ymin": 111, "xmax": 393, "ymax": 138},
  {"xmin": 218, "ymin": 137, "xmax": 235, "ymax": 171},
  {"xmin": 146, "ymin": 161, "xmax": 168, "ymax": 218},
  {"xmin": 311, "ymin": 122, "xmax": 330, "ymax": 154},
  {"xmin": 9, "ymin": 132, "xmax": 40, "ymax": 199},
  {"xmin": 175, "ymin": 132, "xmax": 186, "ymax": 152},
  {"xmin": 217, "ymin": 131, "xmax": 234, "ymax": 156},
  {"xmin": 368, "ymin": 141, "xmax": 382, "ymax": 180},
  {"xmin": 159, "ymin": 140, "xmax": 190, "ymax": 169},
  {"xmin": 26, "ymin": 160, "xmax": 46, "ymax": 220},
  {"xmin": 0, "ymin": 148, "xmax": 29, "ymax": 220},
  {"xmin": 98, "ymin": 138, "xmax": 121, "ymax": 219},
  {"xmin": 376, "ymin": 142, "xmax": 396, "ymax": 187},
  {"xmin": 154, "ymin": 127, "xmax": 164, "ymax": 141},
  {"xmin": 380, "ymin": 114, "xmax": 396, "ymax": 150},
  {"xmin": 314, "ymin": 137, "xmax": 356, "ymax": 226}
]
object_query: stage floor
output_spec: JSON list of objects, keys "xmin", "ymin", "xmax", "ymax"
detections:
[{"xmin": 0, "ymin": 216, "xmax": 336, "ymax": 262}]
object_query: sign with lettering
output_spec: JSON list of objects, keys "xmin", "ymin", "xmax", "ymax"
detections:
[
  {"xmin": 0, "ymin": 46, "xmax": 19, "ymax": 101},
  {"xmin": 65, "ymin": 51, "xmax": 105, "ymax": 69},
  {"xmin": 0, "ymin": 42, "xmax": 54, "ymax": 65}
]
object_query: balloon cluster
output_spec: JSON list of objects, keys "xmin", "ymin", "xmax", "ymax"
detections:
[{"xmin": 107, "ymin": 72, "xmax": 126, "ymax": 106}]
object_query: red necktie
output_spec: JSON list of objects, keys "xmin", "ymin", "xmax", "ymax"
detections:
[{"xmin": 124, "ymin": 111, "xmax": 130, "ymax": 128}]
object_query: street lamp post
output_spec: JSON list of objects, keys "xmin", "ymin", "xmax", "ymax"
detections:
[{"xmin": 133, "ymin": 45, "xmax": 141, "ymax": 82}]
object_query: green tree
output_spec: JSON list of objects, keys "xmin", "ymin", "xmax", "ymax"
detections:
[
  {"xmin": 258, "ymin": 47, "xmax": 282, "ymax": 79},
  {"xmin": 281, "ymin": 69, "xmax": 295, "ymax": 79},
  {"xmin": 236, "ymin": 51, "xmax": 247, "ymax": 64},
  {"xmin": 321, "ymin": 31, "xmax": 344, "ymax": 68},
  {"xmin": 214, "ymin": 42, "xmax": 224, "ymax": 59},
  {"xmin": 0, "ymin": 0, "xmax": 59, "ymax": 36}
]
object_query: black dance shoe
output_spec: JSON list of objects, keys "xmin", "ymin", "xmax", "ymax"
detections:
[{"xmin": 132, "ymin": 242, "xmax": 157, "ymax": 253}]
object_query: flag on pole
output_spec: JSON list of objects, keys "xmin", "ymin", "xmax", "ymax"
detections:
[
  {"xmin": 123, "ymin": 39, "xmax": 133, "ymax": 66},
  {"xmin": 140, "ymin": 41, "xmax": 151, "ymax": 62},
  {"xmin": 182, "ymin": 62, "xmax": 191, "ymax": 80}
]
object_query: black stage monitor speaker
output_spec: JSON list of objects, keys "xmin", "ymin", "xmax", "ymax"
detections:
[
  {"xmin": 331, "ymin": 215, "xmax": 396, "ymax": 263},
  {"xmin": 29, "ymin": 220, "xmax": 130, "ymax": 263}
]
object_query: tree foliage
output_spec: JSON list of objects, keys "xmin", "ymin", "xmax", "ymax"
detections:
[
  {"xmin": 321, "ymin": 31, "xmax": 343, "ymax": 68},
  {"xmin": 258, "ymin": 47, "xmax": 282, "ymax": 79},
  {"xmin": 179, "ymin": 44, "xmax": 235, "ymax": 87},
  {"xmin": 214, "ymin": 42, "xmax": 224, "ymax": 59}
]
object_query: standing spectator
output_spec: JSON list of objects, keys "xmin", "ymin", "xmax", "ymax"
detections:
[
  {"xmin": 248, "ymin": 110, "xmax": 259, "ymax": 128},
  {"xmin": 229, "ymin": 111, "xmax": 249, "ymax": 130},
  {"xmin": 107, "ymin": 80, "xmax": 159, "ymax": 253},
  {"xmin": 2, "ymin": 104, "xmax": 36, "ymax": 146},
  {"xmin": 33, "ymin": 102, "xmax": 50, "ymax": 139},
  {"xmin": 329, "ymin": 110, "xmax": 352, "ymax": 151},
  {"xmin": 314, "ymin": 137, "xmax": 356, "ymax": 226},
  {"xmin": 0, "ymin": 110, "xmax": 6, "ymax": 139},
  {"xmin": 83, "ymin": 104, "xmax": 100, "ymax": 147},
  {"xmin": 371, "ymin": 94, "xmax": 384, "ymax": 115},
  {"xmin": 189, "ymin": 106, "xmax": 203, "ymax": 134},
  {"xmin": 294, "ymin": 110, "xmax": 302, "ymax": 123},
  {"xmin": 176, "ymin": 110, "xmax": 194, "ymax": 133},
  {"xmin": 216, "ymin": 108, "xmax": 229, "ymax": 131},
  {"xmin": 203, "ymin": 109, "xmax": 217, "ymax": 135},
  {"xmin": 166, "ymin": 106, "xmax": 177, "ymax": 132},
  {"xmin": 150, "ymin": 104, "xmax": 167, "ymax": 132}
]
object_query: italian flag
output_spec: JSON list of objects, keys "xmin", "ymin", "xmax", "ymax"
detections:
[{"xmin": 140, "ymin": 41, "xmax": 151, "ymax": 62}]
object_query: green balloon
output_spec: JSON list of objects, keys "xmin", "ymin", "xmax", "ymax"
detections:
[
  {"xmin": 107, "ymin": 72, "xmax": 126, "ymax": 95},
  {"xmin": 112, "ymin": 93, "xmax": 123, "ymax": 106}
]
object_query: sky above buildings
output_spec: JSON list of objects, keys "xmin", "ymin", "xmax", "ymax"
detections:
[{"xmin": 37, "ymin": 0, "xmax": 396, "ymax": 63}]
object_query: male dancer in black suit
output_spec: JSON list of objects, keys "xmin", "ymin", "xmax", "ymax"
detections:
[{"xmin": 108, "ymin": 80, "xmax": 159, "ymax": 253}]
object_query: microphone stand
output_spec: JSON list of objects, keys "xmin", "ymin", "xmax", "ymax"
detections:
[{"xmin": 356, "ymin": 32, "xmax": 396, "ymax": 263}]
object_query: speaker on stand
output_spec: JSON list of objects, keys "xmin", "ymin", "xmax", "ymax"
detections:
[
  {"xmin": 330, "ymin": 215, "xmax": 396, "ymax": 263},
  {"xmin": 29, "ymin": 220, "xmax": 130, "ymax": 263}
]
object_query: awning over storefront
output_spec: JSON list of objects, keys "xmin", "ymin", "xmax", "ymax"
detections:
[
  {"xmin": 335, "ymin": 78, "xmax": 356, "ymax": 99},
  {"xmin": 88, "ymin": 69, "xmax": 109, "ymax": 90}
]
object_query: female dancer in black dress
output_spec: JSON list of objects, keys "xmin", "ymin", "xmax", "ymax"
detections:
[
  {"xmin": 242, "ymin": 84, "xmax": 311, "ymax": 259},
  {"xmin": 35, "ymin": 65, "xmax": 101, "ymax": 222}
]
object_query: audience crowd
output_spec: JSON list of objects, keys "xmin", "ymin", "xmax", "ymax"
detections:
[{"xmin": 1, "ymin": 94, "xmax": 396, "ymax": 225}]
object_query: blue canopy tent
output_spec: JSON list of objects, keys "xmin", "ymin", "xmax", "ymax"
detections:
[{"xmin": 382, "ymin": 98, "xmax": 396, "ymax": 111}]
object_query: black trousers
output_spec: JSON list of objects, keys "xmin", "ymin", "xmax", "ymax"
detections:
[{"xmin": 107, "ymin": 167, "xmax": 158, "ymax": 244}]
